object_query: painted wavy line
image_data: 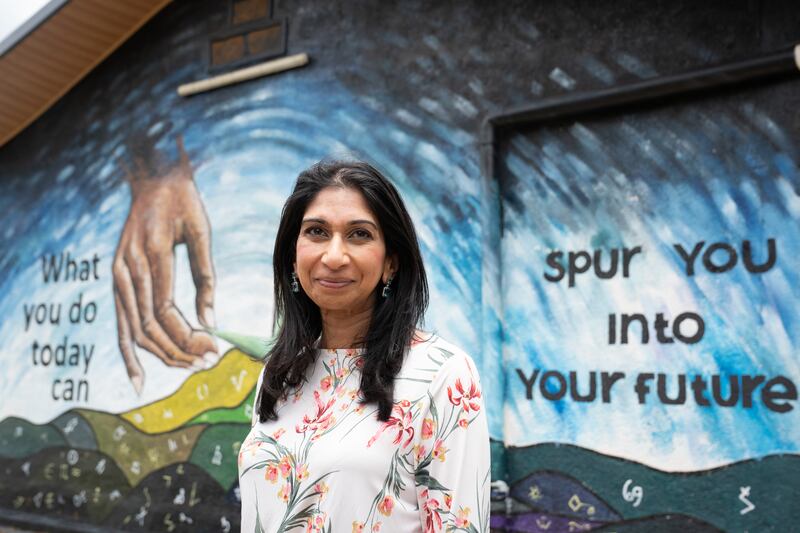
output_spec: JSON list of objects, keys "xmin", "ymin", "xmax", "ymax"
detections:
[
  {"xmin": 120, "ymin": 348, "xmax": 262, "ymax": 434},
  {"xmin": 185, "ymin": 385, "xmax": 256, "ymax": 427}
]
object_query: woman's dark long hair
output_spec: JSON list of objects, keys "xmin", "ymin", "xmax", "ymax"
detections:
[{"xmin": 257, "ymin": 160, "xmax": 429, "ymax": 423}]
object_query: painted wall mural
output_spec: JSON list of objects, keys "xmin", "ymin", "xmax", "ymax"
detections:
[
  {"xmin": 0, "ymin": 0, "xmax": 798, "ymax": 531},
  {"xmin": 496, "ymin": 83, "xmax": 800, "ymax": 531},
  {"xmin": 0, "ymin": 2, "xmax": 500, "ymax": 530}
]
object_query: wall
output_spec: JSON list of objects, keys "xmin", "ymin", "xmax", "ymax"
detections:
[{"xmin": 0, "ymin": 0, "xmax": 798, "ymax": 531}]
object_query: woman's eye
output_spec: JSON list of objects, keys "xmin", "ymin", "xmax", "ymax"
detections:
[
  {"xmin": 351, "ymin": 229, "xmax": 372, "ymax": 239},
  {"xmin": 305, "ymin": 227, "xmax": 326, "ymax": 237}
]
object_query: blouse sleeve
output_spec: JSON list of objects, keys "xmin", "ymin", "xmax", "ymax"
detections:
[
  {"xmin": 415, "ymin": 351, "xmax": 491, "ymax": 532},
  {"xmin": 250, "ymin": 365, "xmax": 266, "ymax": 426}
]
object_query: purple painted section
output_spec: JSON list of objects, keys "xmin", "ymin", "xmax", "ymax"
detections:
[{"xmin": 491, "ymin": 512, "xmax": 605, "ymax": 532}]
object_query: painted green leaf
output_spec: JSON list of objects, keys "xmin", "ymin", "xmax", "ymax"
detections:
[{"xmin": 206, "ymin": 328, "xmax": 273, "ymax": 358}]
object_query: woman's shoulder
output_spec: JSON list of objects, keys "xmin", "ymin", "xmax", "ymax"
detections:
[{"xmin": 403, "ymin": 331, "xmax": 478, "ymax": 385}]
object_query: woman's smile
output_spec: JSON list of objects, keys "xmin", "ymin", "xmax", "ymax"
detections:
[{"xmin": 317, "ymin": 277, "xmax": 354, "ymax": 289}]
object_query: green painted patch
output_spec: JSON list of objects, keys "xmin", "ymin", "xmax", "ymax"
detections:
[
  {"xmin": 188, "ymin": 423, "xmax": 251, "ymax": 491},
  {"xmin": 52, "ymin": 411, "xmax": 97, "ymax": 450},
  {"xmin": 207, "ymin": 328, "xmax": 272, "ymax": 359},
  {"xmin": 490, "ymin": 438, "xmax": 507, "ymax": 481},
  {"xmin": 0, "ymin": 417, "xmax": 67, "ymax": 458},
  {"xmin": 186, "ymin": 386, "xmax": 257, "ymax": 426}
]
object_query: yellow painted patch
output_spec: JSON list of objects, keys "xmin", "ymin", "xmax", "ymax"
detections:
[{"xmin": 121, "ymin": 349, "xmax": 263, "ymax": 434}]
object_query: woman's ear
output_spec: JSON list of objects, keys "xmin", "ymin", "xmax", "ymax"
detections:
[{"xmin": 383, "ymin": 254, "xmax": 398, "ymax": 283}]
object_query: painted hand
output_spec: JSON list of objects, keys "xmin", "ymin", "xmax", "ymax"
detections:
[{"xmin": 112, "ymin": 136, "xmax": 218, "ymax": 394}]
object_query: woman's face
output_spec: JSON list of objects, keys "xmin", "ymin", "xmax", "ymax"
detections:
[{"xmin": 295, "ymin": 186, "xmax": 395, "ymax": 315}]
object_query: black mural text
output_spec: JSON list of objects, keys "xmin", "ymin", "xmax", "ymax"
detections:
[
  {"xmin": 608, "ymin": 312, "xmax": 705, "ymax": 344},
  {"xmin": 516, "ymin": 369, "xmax": 626, "ymax": 403},
  {"xmin": 543, "ymin": 238, "xmax": 777, "ymax": 286},
  {"xmin": 41, "ymin": 252, "xmax": 101, "ymax": 282},
  {"xmin": 516, "ymin": 369, "xmax": 798, "ymax": 413},
  {"xmin": 635, "ymin": 373, "xmax": 797, "ymax": 413},
  {"xmin": 24, "ymin": 292, "xmax": 97, "ymax": 331},
  {"xmin": 541, "ymin": 238, "xmax": 778, "ymax": 348},
  {"xmin": 674, "ymin": 238, "xmax": 777, "ymax": 276},
  {"xmin": 20, "ymin": 254, "xmax": 103, "ymax": 403},
  {"xmin": 543, "ymin": 246, "xmax": 642, "ymax": 287},
  {"xmin": 31, "ymin": 338, "xmax": 93, "ymax": 374}
]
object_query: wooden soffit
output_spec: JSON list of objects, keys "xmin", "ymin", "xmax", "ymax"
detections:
[{"xmin": 0, "ymin": 0, "xmax": 172, "ymax": 148}]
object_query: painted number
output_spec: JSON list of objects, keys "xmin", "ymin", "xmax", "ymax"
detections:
[
  {"xmin": 739, "ymin": 486, "xmax": 755, "ymax": 515},
  {"xmin": 231, "ymin": 370, "xmax": 247, "ymax": 391},
  {"xmin": 622, "ymin": 479, "xmax": 643, "ymax": 507}
]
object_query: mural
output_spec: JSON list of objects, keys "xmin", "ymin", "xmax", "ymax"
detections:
[
  {"xmin": 0, "ymin": 2, "xmax": 501, "ymax": 530},
  {"xmin": 0, "ymin": 0, "xmax": 798, "ymax": 531},
  {"xmin": 0, "ymin": 348, "xmax": 259, "ymax": 531},
  {"xmin": 496, "ymin": 83, "xmax": 800, "ymax": 531}
]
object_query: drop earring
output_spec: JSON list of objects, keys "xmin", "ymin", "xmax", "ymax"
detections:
[
  {"xmin": 381, "ymin": 275, "xmax": 393, "ymax": 298},
  {"xmin": 291, "ymin": 272, "xmax": 300, "ymax": 293}
]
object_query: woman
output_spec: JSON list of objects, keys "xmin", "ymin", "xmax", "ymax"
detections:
[{"xmin": 238, "ymin": 160, "xmax": 490, "ymax": 532}]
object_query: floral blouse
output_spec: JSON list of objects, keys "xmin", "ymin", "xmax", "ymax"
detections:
[{"xmin": 238, "ymin": 335, "xmax": 490, "ymax": 532}]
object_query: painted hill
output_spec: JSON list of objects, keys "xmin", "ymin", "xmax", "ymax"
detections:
[
  {"xmin": 120, "ymin": 349, "xmax": 262, "ymax": 433},
  {"xmin": 504, "ymin": 442, "xmax": 800, "ymax": 532}
]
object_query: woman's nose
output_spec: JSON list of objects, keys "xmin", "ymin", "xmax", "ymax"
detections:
[{"xmin": 321, "ymin": 235, "xmax": 349, "ymax": 268}]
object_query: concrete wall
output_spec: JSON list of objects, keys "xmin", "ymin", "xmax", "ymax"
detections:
[{"xmin": 0, "ymin": 0, "xmax": 798, "ymax": 530}]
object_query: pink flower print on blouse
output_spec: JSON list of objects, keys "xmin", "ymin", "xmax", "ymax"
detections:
[
  {"xmin": 443, "ymin": 493, "xmax": 452, "ymax": 511},
  {"xmin": 455, "ymin": 506, "xmax": 472, "ymax": 528},
  {"xmin": 377, "ymin": 495, "xmax": 394, "ymax": 516},
  {"xmin": 278, "ymin": 482, "xmax": 291, "ymax": 502},
  {"xmin": 414, "ymin": 444, "xmax": 427, "ymax": 462},
  {"xmin": 367, "ymin": 400, "xmax": 415, "ymax": 448},
  {"xmin": 421, "ymin": 417, "xmax": 435, "ymax": 440},
  {"xmin": 238, "ymin": 434, "xmax": 262, "ymax": 468},
  {"xmin": 314, "ymin": 481, "xmax": 329, "ymax": 501},
  {"xmin": 278, "ymin": 455, "xmax": 292, "ymax": 478},
  {"xmin": 265, "ymin": 464, "xmax": 280, "ymax": 483},
  {"xmin": 296, "ymin": 390, "xmax": 336, "ymax": 434},
  {"xmin": 320, "ymin": 375, "xmax": 333, "ymax": 391},
  {"xmin": 296, "ymin": 463, "xmax": 309, "ymax": 481},
  {"xmin": 306, "ymin": 512, "xmax": 327, "ymax": 533},
  {"xmin": 432, "ymin": 439, "xmax": 447, "ymax": 462},
  {"xmin": 447, "ymin": 378, "xmax": 481, "ymax": 413},
  {"xmin": 420, "ymin": 489, "xmax": 443, "ymax": 533}
]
